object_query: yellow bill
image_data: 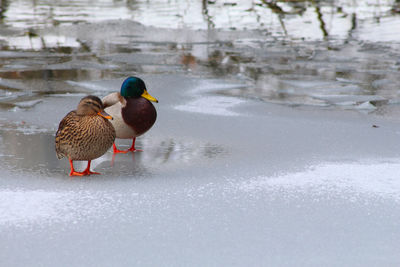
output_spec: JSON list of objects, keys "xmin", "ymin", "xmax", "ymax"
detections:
[{"xmin": 141, "ymin": 90, "xmax": 158, "ymax": 103}]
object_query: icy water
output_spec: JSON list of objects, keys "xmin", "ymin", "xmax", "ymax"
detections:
[{"xmin": 1, "ymin": 1, "xmax": 400, "ymax": 266}]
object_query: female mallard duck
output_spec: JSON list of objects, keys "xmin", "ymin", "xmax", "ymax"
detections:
[
  {"xmin": 55, "ymin": 95, "xmax": 116, "ymax": 176},
  {"xmin": 102, "ymin": 77, "xmax": 158, "ymax": 153}
]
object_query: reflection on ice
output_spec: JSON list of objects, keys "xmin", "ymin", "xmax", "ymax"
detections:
[
  {"xmin": 1, "ymin": 34, "xmax": 80, "ymax": 51},
  {"xmin": 3, "ymin": 0, "xmax": 399, "ymax": 42},
  {"xmin": 0, "ymin": 129, "xmax": 226, "ymax": 177},
  {"xmin": 93, "ymin": 137, "xmax": 226, "ymax": 175},
  {"xmin": 0, "ymin": 2, "xmax": 399, "ymax": 115}
]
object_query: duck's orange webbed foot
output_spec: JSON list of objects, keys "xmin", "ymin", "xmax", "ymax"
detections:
[
  {"xmin": 113, "ymin": 143, "xmax": 129, "ymax": 154},
  {"xmin": 81, "ymin": 160, "xmax": 100, "ymax": 175},
  {"xmin": 127, "ymin": 137, "xmax": 142, "ymax": 152},
  {"xmin": 127, "ymin": 147, "xmax": 143, "ymax": 152},
  {"xmin": 69, "ymin": 170, "xmax": 86, "ymax": 177},
  {"xmin": 69, "ymin": 160, "xmax": 100, "ymax": 176},
  {"xmin": 82, "ymin": 170, "xmax": 101, "ymax": 175},
  {"xmin": 113, "ymin": 138, "xmax": 143, "ymax": 153}
]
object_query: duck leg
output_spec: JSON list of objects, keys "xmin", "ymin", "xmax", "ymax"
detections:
[
  {"xmin": 69, "ymin": 159, "xmax": 100, "ymax": 176},
  {"xmin": 127, "ymin": 137, "xmax": 143, "ymax": 152},
  {"xmin": 113, "ymin": 138, "xmax": 142, "ymax": 153},
  {"xmin": 113, "ymin": 143, "xmax": 128, "ymax": 153},
  {"xmin": 81, "ymin": 160, "xmax": 100, "ymax": 175},
  {"xmin": 69, "ymin": 159, "xmax": 85, "ymax": 176}
]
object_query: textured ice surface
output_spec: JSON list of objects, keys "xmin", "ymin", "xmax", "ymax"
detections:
[
  {"xmin": 2, "ymin": 72, "xmax": 400, "ymax": 266},
  {"xmin": 2, "ymin": 159, "xmax": 399, "ymax": 228},
  {"xmin": 1, "ymin": 1, "xmax": 400, "ymax": 266}
]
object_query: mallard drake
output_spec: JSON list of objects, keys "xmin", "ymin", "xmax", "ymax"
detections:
[
  {"xmin": 55, "ymin": 95, "xmax": 116, "ymax": 176},
  {"xmin": 102, "ymin": 77, "xmax": 158, "ymax": 153}
]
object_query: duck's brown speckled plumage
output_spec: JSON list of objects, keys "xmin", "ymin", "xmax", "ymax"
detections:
[
  {"xmin": 55, "ymin": 111, "xmax": 116, "ymax": 160},
  {"xmin": 55, "ymin": 96, "xmax": 116, "ymax": 162}
]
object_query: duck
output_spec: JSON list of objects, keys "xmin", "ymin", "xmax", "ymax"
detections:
[
  {"xmin": 102, "ymin": 77, "xmax": 158, "ymax": 153},
  {"xmin": 55, "ymin": 95, "xmax": 116, "ymax": 176}
]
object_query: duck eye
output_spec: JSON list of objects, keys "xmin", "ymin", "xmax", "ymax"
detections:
[{"xmin": 88, "ymin": 101, "xmax": 102, "ymax": 110}]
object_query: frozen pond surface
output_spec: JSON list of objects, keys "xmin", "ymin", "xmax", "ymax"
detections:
[
  {"xmin": 1, "ymin": 0, "xmax": 400, "ymax": 266},
  {"xmin": 2, "ymin": 76, "xmax": 400, "ymax": 266}
]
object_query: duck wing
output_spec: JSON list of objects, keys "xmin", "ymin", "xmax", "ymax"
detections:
[{"xmin": 55, "ymin": 111, "xmax": 79, "ymax": 159}]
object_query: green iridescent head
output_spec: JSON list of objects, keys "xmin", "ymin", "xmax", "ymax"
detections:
[
  {"xmin": 120, "ymin": 77, "xmax": 158, "ymax": 102},
  {"xmin": 120, "ymin": 77, "xmax": 146, "ymax": 98}
]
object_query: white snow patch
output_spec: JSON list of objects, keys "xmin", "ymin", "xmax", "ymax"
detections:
[
  {"xmin": 192, "ymin": 80, "xmax": 248, "ymax": 94},
  {"xmin": 175, "ymin": 95, "xmax": 245, "ymax": 116},
  {"xmin": 239, "ymin": 160, "xmax": 400, "ymax": 201},
  {"xmin": 175, "ymin": 79, "xmax": 248, "ymax": 116},
  {"xmin": 14, "ymin": 99, "xmax": 43, "ymax": 108},
  {"xmin": 0, "ymin": 189, "xmax": 122, "ymax": 227},
  {"xmin": 0, "ymin": 190, "xmax": 75, "ymax": 225}
]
